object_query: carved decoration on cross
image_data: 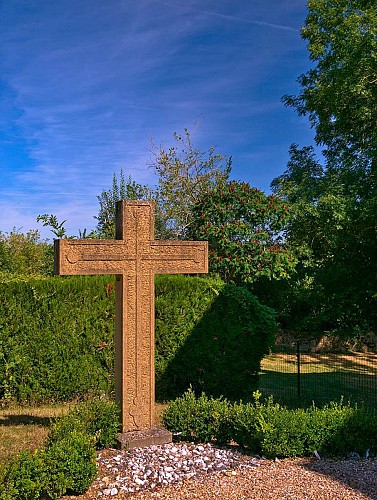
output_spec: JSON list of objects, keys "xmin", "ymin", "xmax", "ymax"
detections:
[{"xmin": 54, "ymin": 200, "xmax": 208, "ymax": 432}]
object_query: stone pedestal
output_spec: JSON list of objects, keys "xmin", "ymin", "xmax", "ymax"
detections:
[{"xmin": 116, "ymin": 427, "xmax": 172, "ymax": 450}]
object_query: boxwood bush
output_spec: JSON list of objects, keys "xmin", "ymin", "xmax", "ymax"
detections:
[{"xmin": 162, "ymin": 390, "xmax": 377, "ymax": 458}]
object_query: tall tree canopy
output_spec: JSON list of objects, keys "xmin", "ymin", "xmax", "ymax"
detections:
[
  {"xmin": 283, "ymin": 0, "xmax": 377, "ymax": 166},
  {"xmin": 190, "ymin": 181, "xmax": 297, "ymax": 285},
  {"xmin": 272, "ymin": 145, "xmax": 376, "ymax": 333},
  {"xmin": 274, "ymin": 0, "xmax": 377, "ymax": 334},
  {"xmin": 150, "ymin": 129, "xmax": 232, "ymax": 239}
]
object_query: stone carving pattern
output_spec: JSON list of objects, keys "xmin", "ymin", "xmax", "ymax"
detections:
[{"xmin": 54, "ymin": 200, "xmax": 208, "ymax": 432}]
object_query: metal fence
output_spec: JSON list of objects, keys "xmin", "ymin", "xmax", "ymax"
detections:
[{"xmin": 259, "ymin": 340, "xmax": 377, "ymax": 408}]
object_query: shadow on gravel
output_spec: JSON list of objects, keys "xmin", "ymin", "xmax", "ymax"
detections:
[{"xmin": 302, "ymin": 459, "xmax": 377, "ymax": 500}]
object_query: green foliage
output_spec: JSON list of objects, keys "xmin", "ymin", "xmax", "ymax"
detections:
[
  {"xmin": 276, "ymin": 0, "xmax": 377, "ymax": 337},
  {"xmin": 155, "ymin": 275, "xmax": 222, "ymax": 383},
  {"xmin": 37, "ymin": 214, "xmax": 98, "ymax": 239},
  {"xmin": 151, "ymin": 129, "xmax": 232, "ymax": 239},
  {"xmin": 0, "ymin": 450, "xmax": 47, "ymax": 500},
  {"xmin": 271, "ymin": 144, "xmax": 377, "ymax": 334},
  {"xmin": 162, "ymin": 389, "xmax": 232, "ymax": 443},
  {"xmin": 156, "ymin": 276, "xmax": 277, "ymax": 400},
  {"xmin": 48, "ymin": 399, "xmax": 120, "ymax": 450},
  {"xmin": 0, "ymin": 274, "xmax": 274, "ymax": 403},
  {"xmin": 95, "ymin": 170, "xmax": 156, "ymax": 238},
  {"xmin": 253, "ymin": 399, "xmax": 377, "ymax": 458},
  {"xmin": 163, "ymin": 390, "xmax": 377, "ymax": 458},
  {"xmin": 36, "ymin": 214, "xmax": 71, "ymax": 239},
  {"xmin": 283, "ymin": 0, "xmax": 377, "ymax": 164},
  {"xmin": 0, "ymin": 430, "xmax": 97, "ymax": 499},
  {"xmin": 43, "ymin": 430, "xmax": 97, "ymax": 498},
  {"xmin": 189, "ymin": 180, "xmax": 297, "ymax": 284},
  {"xmin": 0, "ymin": 402, "xmax": 103, "ymax": 499},
  {"xmin": 0, "ymin": 229, "xmax": 53, "ymax": 277},
  {"xmin": 0, "ymin": 275, "xmax": 116, "ymax": 402}
]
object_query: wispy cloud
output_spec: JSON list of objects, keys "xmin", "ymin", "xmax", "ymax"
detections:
[
  {"xmin": 0, "ymin": 0, "xmax": 312, "ymax": 238},
  {"xmin": 151, "ymin": 0, "xmax": 299, "ymax": 32}
]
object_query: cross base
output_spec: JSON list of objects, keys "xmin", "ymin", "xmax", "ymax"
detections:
[{"xmin": 116, "ymin": 427, "xmax": 173, "ymax": 450}]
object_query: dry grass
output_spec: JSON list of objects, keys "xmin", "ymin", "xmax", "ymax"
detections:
[{"xmin": 0, "ymin": 401, "xmax": 74, "ymax": 466}]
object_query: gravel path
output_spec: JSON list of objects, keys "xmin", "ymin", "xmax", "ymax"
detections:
[{"xmin": 66, "ymin": 443, "xmax": 377, "ymax": 499}]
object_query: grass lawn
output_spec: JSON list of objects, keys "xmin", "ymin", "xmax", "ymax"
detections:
[
  {"xmin": 259, "ymin": 352, "xmax": 377, "ymax": 408},
  {"xmin": 0, "ymin": 401, "xmax": 167, "ymax": 467}
]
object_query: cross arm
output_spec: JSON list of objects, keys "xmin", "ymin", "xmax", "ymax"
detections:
[
  {"xmin": 54, "ymin": 239, "xmax": 133, "ymax": 276},
  {"xmin": 148, "ymin": 241, "xmax": 208, "ymax": 274}
]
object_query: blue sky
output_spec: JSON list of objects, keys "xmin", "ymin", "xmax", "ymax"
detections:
[{"xmin": 1, "ymin": 0, "xmax": 315, "ymax": 239}]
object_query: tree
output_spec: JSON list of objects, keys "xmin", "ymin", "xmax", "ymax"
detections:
[
  {"xmin": 95, "ymin": 170, "xmax": 156, "ymax": 238},
  {"xmin": 272, "ymin": 145, "xmax": 377, "ymax": 334},
  {"xmin": 0, "ymin": 229, "xmax": 53, "ymax": 277},
  {"xmin": 283, "ymin": 0, "xmax": 377, "ymax": 165},
  {"xmin": 275, "ymin": 0, "xmax": 377, "ymax": 335},
  {"xmin": 150, "ymin": 129, "xmax": 232, "ymax": 239},
  {"xmin": 189, "ymin": 180, "xmax": 297, "ymax": 285},
  {"xmin": 36, "ymin": 214, "xmax": 73, "ymax": 239}
]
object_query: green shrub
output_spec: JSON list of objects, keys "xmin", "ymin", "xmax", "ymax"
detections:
[
  {"xmin": 0, "ymin": 401, "xmax": 108, "ymax": 499},
  {"xmin": 162, "ymin": 390, "xmax": 377, "ymax": 458},
  {"xmin": 226, "ymin": 400, "xmax": 259, "ymax": 451},
  {"xmin": 48, "ymin": 399, "xmax": 120, "ymax": 450},
  {"xmin": 156, "ymin": 278, "xmax": 276, "ymax": 400},
  {"xmin": 0, "ymin": 450, "xmax": 47, "ymax": 500},
  {"xmin": 0, "ymin": 433, "xmax": 97, "ymax": 500},
  {"xmin": 321, "ymin": 404, "xmax": 377, "ymax": 455},
  {"xmin": 43, "ymin": 430, "xmax": 97, "ymax": 498},
  {"xmin": 162, "ymin": 388, "xmax": 232, "ymax": 443}
]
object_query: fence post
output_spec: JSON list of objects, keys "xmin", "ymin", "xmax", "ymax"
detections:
[{"xmin": 296, "ymin": 340, "xmax": 301, "ymax": 397}]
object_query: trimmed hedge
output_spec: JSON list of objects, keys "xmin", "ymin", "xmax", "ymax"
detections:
[
  {"xmin": 156, "ymin": 277, "xmax": 276, "ymax": 400},
  {"xmin": 162, "ymin": 390, "xmax": 377, "ymax": 458},
  {"xmin": 0, "ymin": 276, "xmax": 115, "ymax": 402},
  {"xmin": 0, "ymin": 274, "xmax": 276, "ymax": 403}
]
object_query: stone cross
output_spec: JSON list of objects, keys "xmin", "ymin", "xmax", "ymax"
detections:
[{"xmin": 54, "ymin": 200, "xmax": 208, "ymax": 435}]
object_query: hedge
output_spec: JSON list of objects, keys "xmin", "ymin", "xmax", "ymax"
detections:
[
  {"xmin": 0, "ymin": 274, "xmax": 276, "ymax": 402},
  {"xmin": 162, "ymin": 390, "xmax": 377, "ymax": 458}
]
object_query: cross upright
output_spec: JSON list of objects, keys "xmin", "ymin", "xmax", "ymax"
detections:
[{"xmin": 54, "ymin": 200, "xmax": 208, "ymax": 435}]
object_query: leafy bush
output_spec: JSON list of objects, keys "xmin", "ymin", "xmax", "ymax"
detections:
[
  {"xmin": 156, "ymin": 277, "xmax": 276, "ymax": 400},
  {"xmin": 0, "ymin": 449, "xmax": 47, "ymax": 500},
  {"xmin": 43, "ymin": 430, "xmax": 97, "ymax": 498},
  {"xmin": 162, "ymin": 390, "xmax": 377, "ymax": 458},
  {"xmin": 162, "ymin": 388, "xmax": 232, "ymax": 443},
  {"xmin": 0, "ymin": 432, "xmax": 97, "ymax": 500},
  {"xmin": 48, "ymin": 399, "xmax": 120, "ymax": 450}
]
